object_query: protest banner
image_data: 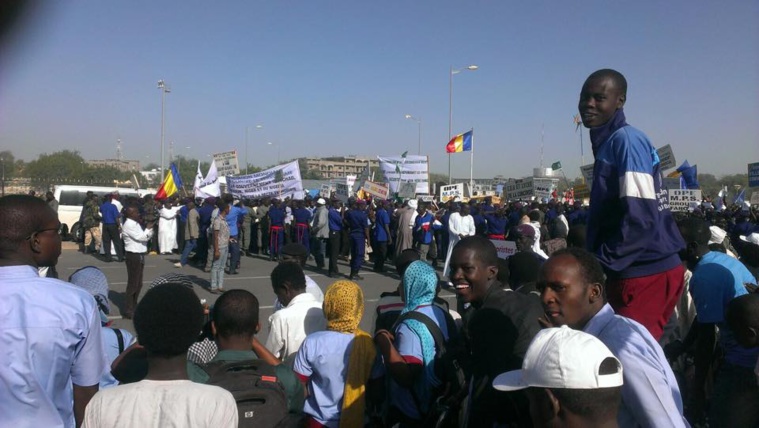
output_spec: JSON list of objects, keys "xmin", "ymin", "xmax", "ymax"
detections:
[
  {"xmin": 657, "ymin": 145, "xmax": 677, "ymax": 171},
  {"xmin": 749, "ymin": 162, "xmax": 759, "ymax": 188},
  {"xmin": 362, "ymin": 180, "xmax": 389, "ymax": 200},
  {"xmin": 668, "ymin": 189, "xmax": 702, "ymax": 212},
  {"xmin": 334, "ymin": 183, "xmax": 350, "ymax": 203},
  {"xmin": 226, "ymin": 160, "xmax": 303, "ymax": 199},
  {"xmin": 491, "ymin": 239, "xmax": 518, "ymax": 259},
  {"xmin": 351, "ymin": 164, "xmax": 371, "ymax": 194},
  {"xmin": 213, "ymin": 151, "xmax": 240, "ymax": 177},
  {"xmin": 319, "ymin": 184, "xmax": 332, "ymax": 199},
  {"xmin": 751, "ymin": 192, "xmax": 759, "ymax": 205},
  {"xmin": 440, "ymin": 183, "xmax": 464, "ymax": 202},
  {"xmin": 573, "ymin": 183, "xmax": 590, "ymax": 200},
  {"xmin": 377, "ymin": 155, "xmax": 430, "ymax": 194}
]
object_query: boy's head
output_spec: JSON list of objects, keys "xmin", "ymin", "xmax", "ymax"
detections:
[
  {"xmin": 212, "ymin": 289, "xmax": 260, "ymax": 340},
  {"xmin": 270, "ymin": 262, "xmax": 307, "ymax": 307},
  {"xmin": 134, "ymin": 283, "xmax": 204, "ymax": 357},
  {"xmin": 727, "ymin": 293, "xmax": 759, "ymax": 349}
]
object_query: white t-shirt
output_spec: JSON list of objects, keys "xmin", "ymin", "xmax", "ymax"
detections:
[
  {"xmin": 265, "ymin": 292, "xmax": 327, "ymax": 366},
  {"xmin": 82, "ymin": 379, "xmax": 238, "ymax": 428}
]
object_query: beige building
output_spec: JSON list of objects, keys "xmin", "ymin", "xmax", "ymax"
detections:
[
  {"xmin": 300, "ymin": 156, "xmax": 378, "ymax": 179},
  {"xmin": 86, "ymin": 159, "xmax": 140, "ymax": 172}
]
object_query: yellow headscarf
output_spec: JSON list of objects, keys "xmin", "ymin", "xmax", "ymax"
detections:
[{"xmin": 323, "ymin": 280, "xmax": 377, "ymax": 428}]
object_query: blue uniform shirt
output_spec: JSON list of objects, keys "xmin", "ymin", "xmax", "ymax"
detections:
[
  {"xmin": 328, "ymin": 208, "xmax": 342, "ymax": 231},
  {"xmin": 345, "ymin": 209, "xmax": 369, "ymax": 235},
  {"xmin": 373, "ymin": 208, "xmax": 390, "ymax": 242},
  {"xmin": 293, "ymin": 208, "xmax": 312, "ymax": 225},
  {"xmin": 268, "ymin": 206, "xmax": 286, "ymax": 227}
]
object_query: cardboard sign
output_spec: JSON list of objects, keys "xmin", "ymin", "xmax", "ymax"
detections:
[
  {"xmin": 213, "ymin": 151, "xmax": 240, "ymax": 177},
  {"xmin": 749, "ymin": 162, "xmax": 759, "ymax": 188},
  {"xmin": 668, "ymin": 189, "xmax": 702, "ymax": 212},
  {"xmin": 505, "ymin": 178, "xmax": 534, "ymax": 201},
  {"xmin": 491, "ymin": 239, "xmax": 518, "ymax": 259},
  {"xmin": 662, "ymin": 177, "xmax": 681, "ymax": 191},
  {"xmin": 362, "ymin": 180, "xmax": 389, "ymax": 200},
  {"xmin": 573, "ymin": 183, "xmax": 590, "ymax": 200},
  {"xmin": 657, "ymin": 145, "xmax": 677, "ymax": 171},
  {"xmin": 533, "ymin": 178, "xmax": 555, "ymax": 201},
  {"xmin": 751, "ymin": 192, "xmax": 759, "ymax": 205},
  {"xmin": 334, "ymin": 183, "xmax": 350, "ymax": 203},
  {"xmin": 399, "ymin": 182, "xmax": 417, "ymax": 199},
  {"xmin": 580, "ymin": 163, "xmax": 594, "ymax": 189},
  {"xmin": 441, "ymin": 183, "xmax": 465, "ymax": 202},
  {"xmin": 319, "ymin": 184, "xmax": 332, "ymax": 199},
  {"xmin": 417, "ymin": 194, "xmax": 435, "ymax": 203}
]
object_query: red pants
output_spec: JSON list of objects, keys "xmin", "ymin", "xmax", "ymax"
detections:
[{"xmin": 606, "ymin": 264, "xmax": 685, "ymax": 340}]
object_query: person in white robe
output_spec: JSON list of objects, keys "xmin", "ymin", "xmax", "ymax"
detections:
[
  {"xmin": 443, "ymin": 204, "xmax": 476, "ymax": 278},
  {"xmin": 158, "ymin": 201, "xmax": 181, "ymax": 254}
]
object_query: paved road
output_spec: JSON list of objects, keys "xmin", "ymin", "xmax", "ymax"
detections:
[{"xmin": 55, "ymin": 243, "xmax": 457, "ymax": 339}]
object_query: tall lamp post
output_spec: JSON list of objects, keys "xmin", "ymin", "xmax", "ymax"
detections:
[
  {"xmin": 157, "ymin": 80, "xmax": 171, "ymax": 178},
  {"xmin": 1, "ymin": 157, "xmax": 5, "ymax": 197},
  {"xmin": 245, "ymin": 124, "xmax": 263, "ymax": 174},
  {"xmin": 404, "ymin": 114, "xmax": 422, "ymax": 155},
  {"xmin": 448, "ymin": 64, "xmax": 478, "ymax": 183}
]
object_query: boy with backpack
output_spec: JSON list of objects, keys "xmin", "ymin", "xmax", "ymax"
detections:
[{"xmin": 188, "ymin": 289, "xmax": 305, "ymax": 427}]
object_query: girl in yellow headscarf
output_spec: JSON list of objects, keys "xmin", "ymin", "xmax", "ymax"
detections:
[{"xmin": 293, "ymin": 280, "xmax": 379, "ymax": 428}]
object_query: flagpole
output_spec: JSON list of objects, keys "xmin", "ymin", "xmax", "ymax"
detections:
[{"xmin": 469, "ymin": 128, "xmax": 474, "ymax": 196}]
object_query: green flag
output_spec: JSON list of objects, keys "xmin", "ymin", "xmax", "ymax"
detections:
[
  {"xmin": 551, "ymin": 161, "xmax": 562, "ymax": 171},
  {"xmin": 401, "ymin": 151, "xmax": 408, "ymax": 158}
]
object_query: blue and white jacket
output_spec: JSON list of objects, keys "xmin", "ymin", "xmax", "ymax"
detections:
[{"xmin": 587, "ymin": 109, "xmax": 684, "ymax": 279}]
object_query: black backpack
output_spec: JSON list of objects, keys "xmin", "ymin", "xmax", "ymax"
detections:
[
  {"xmin": 393, "ymin": 310, "xmax": 468, "ymax": 427},
  {"xmin": 201, "ymin": 360, "xmax": 300, "ymax": 428}
]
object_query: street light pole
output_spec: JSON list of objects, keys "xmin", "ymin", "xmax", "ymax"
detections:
[
  {"xmin": 1, "ymin": 157, "xmax": 5, "ymax": 197},
  {"xmin": 447, "ymin": 65, "xmax": 478, "ymax": 184},
  {"xmin": 267, "ymin": 141, "xmax": 280, "ymax": 164},
  {"xmin": 404, "ymin": 114, "xmax": 422, "ymax": 155},
  {"xmin": 157, "ymin": 80, "xmax": 170, "ymax": 178},
  {"xmin": 246, "ymin": 124, "xmax": 263, "ymax": 174}
]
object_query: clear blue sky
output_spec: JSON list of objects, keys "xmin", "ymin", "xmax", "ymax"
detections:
[{"xmin": 1, "ymin": 1, "xmax": 757, "ymax": 179}]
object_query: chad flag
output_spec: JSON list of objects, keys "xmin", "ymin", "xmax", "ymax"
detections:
[
  {"xmin": 154, "ymin": 163, "xmax": 184, "ymax": 200},
  {"xmin": 446, "ymin": 130, "xmax": 473, "ymax": 153}
]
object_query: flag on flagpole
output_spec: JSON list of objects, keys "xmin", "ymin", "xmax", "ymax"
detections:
[
  {"xmin": 192, "ymin": 161, "xmax": 203, "ymax": 193},
  {"xmin": 573, "ymin": 114, "xmax": 582, "ymax": 131},
  {"xmin": 446, "ymin": 130, "xmax": 473, "ymax": 153},
  {"xmin": 395, "ymin": 151, "xmax": 409, "ymax": 173},
  {"xmin": 551, "ymin": 161, "xmax": 562, "ymax": 171},
  {"xmin": 154, "ymin": 163, "xmax": 183, "ymax": 200}
]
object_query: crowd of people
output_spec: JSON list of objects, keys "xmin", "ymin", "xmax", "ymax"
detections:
[{"xmin": 2, "ymin": 69, "xmax": 758, "ymax": 428}]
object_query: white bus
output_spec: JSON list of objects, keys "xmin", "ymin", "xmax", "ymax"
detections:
[{"xmin": 53, "ymin": 185, "xmax": 152, "ymax": 238}]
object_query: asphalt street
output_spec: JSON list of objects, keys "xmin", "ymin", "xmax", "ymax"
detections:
[{"xmin": 55, "ymin": 243, "xmax": 457, "ymax": 339}]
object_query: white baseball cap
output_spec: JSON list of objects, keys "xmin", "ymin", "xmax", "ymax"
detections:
[
  {"xmin": 492, "ymin": 326, "xmax": 623, "ymax": 391},
  {"xmin": 317, "ymin": 198, "xmax": 326, "ymax": 205},
  {"xmin": 740, "ymin": 233, "xmax": 759, "ymax": 245}
]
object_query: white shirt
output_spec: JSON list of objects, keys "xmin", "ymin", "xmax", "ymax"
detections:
[
  {"xmin": 448, "ymin": 212, "xmax": 476, "ymax": 237},
  {"xmin": 122, "ymin": 218, "xmax": 153, "ymax": 253},
  {"xmin": 265, "ymin": 292, "xmax": 326, "ymax": 366},
  {"xmin": 83, "ymin": 379, "xmax": 238, "ymax": 428},
  {"xmin": 111, "ymin": 198, "xmax": 123, "ymax": 213},
  {"xmin": 273, "ymin": 274, "xmax": 325, "ymax": 312}
]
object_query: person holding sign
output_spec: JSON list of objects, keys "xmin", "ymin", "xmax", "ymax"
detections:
[{"xmin": 579, "ymin": 69, "xmax": 685, "ymax": 340}]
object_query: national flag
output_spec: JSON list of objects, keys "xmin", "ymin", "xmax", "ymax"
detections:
[
  {"xmin": 573, "ymin": 114, "xmax": 582, "ymax": 131},
  {"xmin": 551, "ymin": 161, "xmax": 562, "ymax": 171},
  {"xmin": 446, "ymin": 130, "xmax": 473, "ymax": 153},
  {"xmin": 396, "ymin": 151, "xmax": 409, "ymax": 174},
  {"xmin": 154, "ymin": 163, "xmax": 183, "ymax": 200}
]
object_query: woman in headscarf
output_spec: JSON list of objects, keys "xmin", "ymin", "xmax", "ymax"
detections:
[
  {"xmin": 374, "ymin": 260, "xmax": 452, "ymax": 426},
  {"xmin": 293, "ymin": 280, "xmax": 380, "ymax": 428}
]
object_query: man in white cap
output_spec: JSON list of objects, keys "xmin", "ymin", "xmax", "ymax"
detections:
[
  {"xmin": 309, "ymin": 198, "xmax": 329, "ymax": 270},
  {"xmin": 493, "ymin": 326, "xmax": 623, "ymax": 428}
]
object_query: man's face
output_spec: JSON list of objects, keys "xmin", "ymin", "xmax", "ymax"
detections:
[
  {"xmin": 537, "ymin": 254, "xmax": 597, "ymax": 330},
  {"xmin": 450, "ymin": 247, "xmax": 497, "ymax": 304},
  {"xmin": 578, "ymin": 76, "xmax": 625, "ymax": 128},
  {"xmin": 32, "ymin": 209, "xmax": 62, "ymax": 267},
  {"xmin": 516, "ymin": 235, "xmax": 535, "ymax": 252},
  {"xmin": 273, "ymin": 284, "xmax": 294, "ymax": 307}
]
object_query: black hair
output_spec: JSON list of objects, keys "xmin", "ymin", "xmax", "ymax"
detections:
[
  {"xmin": 727, "ymin": 293, "xmax": 759, "ymax": 331},
  {"xmin": 527, "ymin": 210, "xmax": 541, "ymax": 223},
  {"xmin": 133, "ymin": 283, "xmax": 204, "ymax": 357},
  {"xmin": 509, "ymin": 252, "xmax": 541, "ymax": 287},
  {"xmin": 548, "ymin": 357, "xmax": 622, "ymax": 418},
  {"xmin": 212, "ymin": 289, "xmax": 260, "ymax": 338},
  {"xmin": 453, "ymin": 235, "xmax": 499, "ymax": 267},
  {"xmin": 270, "ymin": 262, "xmax": 306, "ymax": 291},
  {"xmin": 549, "ymin": 247, "xmax": 606, "ymax": 286},
  {"xmin": 217, "ymin": 201, "xmax": 229, "ymax": 213},
  {"xmin": 396, "ymin": 248, "xmax": 421, "ymax": 276},
  {"xmin": 496, "ymin": 258, "xmax": 510, "ymax": 286},
  {"xmin": 0, "ymin": 195, "xmax": 53, "ymax": 257},
  {"xmin": 676, "ymin": 217, "xmax": 711, "ymax": 246},
  {"xmin": 222, "ymin": 193, "xmax": 234, "ymax": 204},
  {"xmin": 281, "ymin": 243, "xmax": 309, "ymax": 266},
  {"xmin": 587, "ymin": 69, "xmax": 628, "ymax": 96}
]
